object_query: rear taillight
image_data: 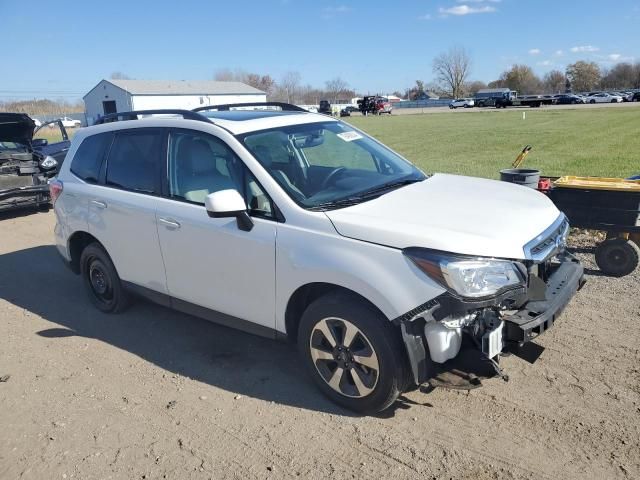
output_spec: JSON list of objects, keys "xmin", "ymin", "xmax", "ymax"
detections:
[{"xmin": 49, "ymin": 179, "xmax": 63, "ymax": 205}]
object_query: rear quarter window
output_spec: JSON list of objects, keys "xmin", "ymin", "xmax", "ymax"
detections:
[
  {"xmin": 70, "ymin": 133, "xmax": 113, "ymax": 182},
  {"xmin": 105, "ymin": 130, "xmax": 162, "ymax": 194}
]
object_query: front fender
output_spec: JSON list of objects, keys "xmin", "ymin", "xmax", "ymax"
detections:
[{"xmin": 275, "ymin": 224, "xmax": 445, "ymax": 333}]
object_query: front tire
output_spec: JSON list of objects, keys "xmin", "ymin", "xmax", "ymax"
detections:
[
  {"xmin": 80, "ymin": 243, "xmax": 130, "ymax": 313},
  {"xmin": 298, "ymin": 293, "xmax": 409, "ymax": 413}
]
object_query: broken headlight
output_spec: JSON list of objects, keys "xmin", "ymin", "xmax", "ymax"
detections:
[{"xmin": 404, "ymin": 249, "xmax": 525, "ymax": 299}]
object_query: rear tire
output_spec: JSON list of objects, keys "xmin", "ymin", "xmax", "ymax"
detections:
[
  {"xmin": 595, "ymin": 238, "xmax": 640, "ymax": 277},
  {"xmin": 80, "ymin": 243, "xmax": 130, "ymax": 313},
  {"xmin": 297, "ymin": 293, "xmax": 409, "ymax": 414}
]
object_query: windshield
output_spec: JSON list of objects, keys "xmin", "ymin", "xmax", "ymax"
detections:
[
  {"xmin": 0, "ymin": 141, "xmax": 27, "ymax": 152},
  {"xmin": 239, "ymin": 121, "xmax": 425, "ymax": 209}
]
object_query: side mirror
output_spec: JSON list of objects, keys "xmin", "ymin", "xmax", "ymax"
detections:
[
  {"xmin": 204, "ymin": 189, "xmax": 254, "ymax": 232},
  {"xmin": 32, "ymin": 138, "xmax": 48, "ymax": 147}
]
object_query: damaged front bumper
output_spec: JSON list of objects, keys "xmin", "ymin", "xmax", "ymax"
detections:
[
  {"xmin": 502, "ymin": 258, "xmax": 584, "ymax": 343},
  {"xmin": 0, "ymin": 181, "xmax": 50, "ymax": 212},
  {"xmin": 397, "ymin": 253, "xmax": 585, "ymax": 387}
]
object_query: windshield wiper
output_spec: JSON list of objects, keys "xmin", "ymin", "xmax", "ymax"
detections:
[
  {"xmin": 308, "ymin": 177, "xmax": 423, "ymax": 211},
  {"xmin": 354, "ymin": 177, "xmax": 423, "ymax": 199},
  {"xmin": 308, "ymin": 196, "xmax": 366, "ymax": 211}
]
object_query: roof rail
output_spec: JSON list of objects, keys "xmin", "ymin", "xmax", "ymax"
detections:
[
  {"xmin": 94, "ymin": 109, "xmax": 211, "ymax": 125},
  {"xmin": 192, "ymin": 102, "xmax": 307, "ymax": 113}
]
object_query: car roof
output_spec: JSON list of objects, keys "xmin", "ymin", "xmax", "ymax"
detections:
[
  {"xmin": 94, "ymin": 110, "xmax": 337, "ymax": 136},
  {"xmin": 206, "ymin": 110, "xmax": 337, "ymax": 134}
]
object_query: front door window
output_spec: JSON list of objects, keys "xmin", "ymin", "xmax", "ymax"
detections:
[{"xmin": 167, "ymin": 130, "xmax": 275, "ymax": 219}]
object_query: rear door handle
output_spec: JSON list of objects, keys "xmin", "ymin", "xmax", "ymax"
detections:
[
  {"xmin": 90, "ymin": 200, "xmax": 107, "ymax": 209},
  {"xmin": 158, "ymin": 217, "xmax": 181, "ymax": 229}
]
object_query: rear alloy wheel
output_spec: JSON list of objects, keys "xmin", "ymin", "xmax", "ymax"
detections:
[
  {"xmin": 595, "ymin": 238, "xmax": 640, "ymax": 277},
  {"xmin": 298, "ymin": 293, "xmax": 409, "ymax": 413},
  {"xmin": 80, "ymin": 243, "xmax": 130, "ymax": 313}
]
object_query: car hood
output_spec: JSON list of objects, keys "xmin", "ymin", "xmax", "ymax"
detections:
[
  {"xmin": 324, "ymin": 173, "xmax": 561, "ymax": 259},
  {"xmin": 0, "ymin": 113, "xmax": 35, "ymax": 147}
]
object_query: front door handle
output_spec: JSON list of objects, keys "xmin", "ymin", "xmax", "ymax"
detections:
[
  {"xmin": 90, "ymin": 200, "xmax": 107, "ymax": 209},
  {"xmin": 158, "ymin": 217, "xmax": 181, "ymax": 229}
]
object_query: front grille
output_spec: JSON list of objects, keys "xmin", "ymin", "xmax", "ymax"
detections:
[
  {"xmin": 524, "ymin": 216, "xmax": 569, "ymax": 262},
  {"xmin": 530, "ymin": 222, "xmax": 566, "ymax": 256}
]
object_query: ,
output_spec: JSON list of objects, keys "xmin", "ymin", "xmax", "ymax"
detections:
[{"xmin": 52, "ymin": 103, "xmax": 584, "ymax": 413}]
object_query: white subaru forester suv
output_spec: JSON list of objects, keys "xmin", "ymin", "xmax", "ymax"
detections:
[{"xmin": 52, "ymin": 103, "xmax": 584, "ymax": 413}]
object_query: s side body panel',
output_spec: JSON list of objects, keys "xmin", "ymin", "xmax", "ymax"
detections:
[
  {"xmin": 274, "ymin": 217, "xmax": 447, "ymax": 334},
  {"xmin": 154, "ymin": 196, "xmax": 277, "ymax": 330},
  {"xmin": 54, "ymin": 179, "xmax": 93, "ymax": 261},
  {"xmin": 53, "ymin": 135, "xmax": 94, "ymax": 261},
  {"xmin": 87, "ymin": 185, "xmax": 168, "ymax": 294}
]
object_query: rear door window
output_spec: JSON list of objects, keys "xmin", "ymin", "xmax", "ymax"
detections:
[
  {"xmin": 70, "ymin": 132, "xmax": 113, "ymax": 183},
  {"xmin": 105, "ymin": 130, "xmax": 162, "ymax": 194}
]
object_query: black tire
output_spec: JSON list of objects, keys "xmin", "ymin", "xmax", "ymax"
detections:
[
  {"xmin": 297, "ymin": 293, "xmax": 409, "ymax": 414},
  {"xmin": 80, "ymin": 242, "xmax": 130, "ymax": 313},
  {"xmin": 595, "ymin": 238, "xmax": 640, "ymax": 277},
  {"xmin": 590, "ymin": 99, "xmax": 596, "ymax": 104}
]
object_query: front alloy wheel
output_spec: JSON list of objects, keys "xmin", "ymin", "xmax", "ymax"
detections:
[
  {"xmin": 298, "ymin": 293, "xmax": 409, "ymax": 413},
  {"xmin": 309, "ymin": 318, "xmax": 379, "ymax": 398}
]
